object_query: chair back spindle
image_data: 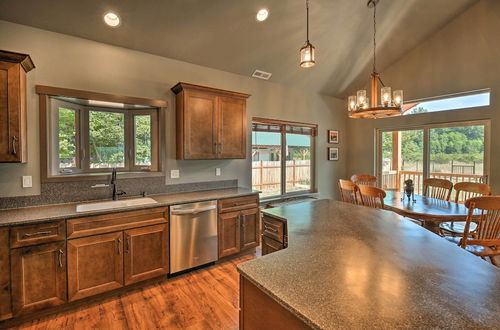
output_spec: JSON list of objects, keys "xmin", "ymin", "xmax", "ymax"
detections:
[
  {"xmin": 423, "ymin": 178, "xmax": 453, "ymax": 201},
  {"xmin": 358, "ymin": 185, "xmax": 386, "ymax": 209},
  {"xmin": 339, "ymin": 179, "xmax": 359, "ymax": 205}
]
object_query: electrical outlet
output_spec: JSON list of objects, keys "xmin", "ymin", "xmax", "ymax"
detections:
[
  {"xmin": 170, "ymin": 169, "xmax": 180, "ymax": 179},
  {"xmin": 215, "ymin": 168, "xmax": 221, "ymax": 176},
  {"xmin": 22, "ymin": 176, "xmax": 32, "ymax": 188}
]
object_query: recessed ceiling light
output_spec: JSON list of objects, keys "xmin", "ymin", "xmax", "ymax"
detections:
[
  {"xmin": 256, "ymin": 9, "xmax": 269, "ymax": 21},
  {"xmin": 104, "ymin": 12, "xmax": 121, "ymax": 27}
]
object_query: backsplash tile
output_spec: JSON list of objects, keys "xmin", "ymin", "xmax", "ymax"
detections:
[{"xmin": 0, "ymin": 177, "xmax": 238, "ymax": 210}]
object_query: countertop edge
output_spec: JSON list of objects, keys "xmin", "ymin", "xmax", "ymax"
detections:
[{"xmin": 0, "ymin": 188, "xmax": 260, "ymax": 227}]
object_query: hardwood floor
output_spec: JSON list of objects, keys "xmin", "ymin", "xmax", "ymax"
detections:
[{"xmin": 9, "ymin": 251, "xmax": 258, "ymax": 330}]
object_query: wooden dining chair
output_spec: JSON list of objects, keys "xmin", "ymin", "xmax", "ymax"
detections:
[
  {"xmin": 350, "ymin": 174, "xmax": 377, "ymax": 186},
  {"xmin": 423, "ymin": 178, "xmax": 453, "ymax": 201},
  {"xmin": 440, "ymin": 182, "xmax": 492, "ymax": 237},
  {"xmin": 338, "ymin": 179, "xmax": 359, "ymax": 205},
  {"xmin": 358, "ymin": 185, "xmax": 386, "ymax": 209},
  {"xmin": 445, "ymin": 196, "xmax": 500, "ymax": 266}
]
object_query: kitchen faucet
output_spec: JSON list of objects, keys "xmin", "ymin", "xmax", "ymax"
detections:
[{"xmin": 111, "ymin": 168, "xmax": 126, "ymax": 200}]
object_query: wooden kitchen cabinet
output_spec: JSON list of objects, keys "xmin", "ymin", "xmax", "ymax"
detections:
[
  {"xmin": 0, "ymin": 50, "xmax": 35, "ymax": 163},
  {"xmin": 218, "ymin": 195, "xmax": 260, "ymax": 258},
  {"xmin": 0, "ymin": 228, "xmax": 11, "ymax": 321},
  {"xmin": 10, "ymin": 241, "xmax": 66, "ymax": 316},
  {"xmin": 67, "ymin": 232, "xmax": 124, "ymax": 302},
  {"xmin": 171, "ymin": 82, "xmax": 250, "ymax": 160},
  {"xmin": 218, "ymin": 211, "xmax": 241, "ymax": 258},
  {"xmin": 124, "ymin": 224, "xmax": 169, "ymax": 285},
  {"xmin": 241, "ymin": 208, "xmax": 260, "ymax": 250}
]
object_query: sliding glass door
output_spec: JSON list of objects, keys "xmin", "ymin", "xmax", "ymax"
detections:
[{"xmin": 377, "ymin": 121, "xmax": 489, "ymax": 196}]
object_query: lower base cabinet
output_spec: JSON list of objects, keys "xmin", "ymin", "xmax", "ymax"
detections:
[
  {"xmin": 261, "ymin": 236, "xmax": 284, "ymax": 256},
  {"xmin": 124, "ymin": 224, "xmax": 169, "ymax": 285},
  {"xmin": 218, "ymin": 208, "xmax": 260, "ymax": 258},
  {"xmin": 0, "ymin": 228, "xmax": 11, "ymax": 320},
  {"xmin": 10, "ymin": 242, "xmax": 67, "ymax": 316},
  {"xmin": 68, "ymin": 232, "xmax": 124, "ymax": 302}
]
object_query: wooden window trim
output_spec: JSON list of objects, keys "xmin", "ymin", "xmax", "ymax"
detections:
[
  {"xmin": 252, "ymin": 117, "xmax": 317, "ymax": 199},
  {"xmin": 37, "ymin": 86, "xmax": 166, "ymax": 183}
]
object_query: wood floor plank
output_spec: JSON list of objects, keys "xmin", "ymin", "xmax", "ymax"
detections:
[{"xmin": 7, "ymin": 251, "xmax": 257, "ymax": 330}]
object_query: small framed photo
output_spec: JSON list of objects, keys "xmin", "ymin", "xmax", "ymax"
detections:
[
  {"xmin": 328, "ymin": 147, "xmax": 339, "ymax": 161},
  {"xmin": 328, "ymin": 130, "xmax": 339, "ymax": 144}
]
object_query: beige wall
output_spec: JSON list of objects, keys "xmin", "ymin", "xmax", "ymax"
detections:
[
  {"xmin": 346, "ymin": 0, "xmax": 500, "ymax": 193},
  {"xmin": 0, "ymin": 20, "xmax": 346, "ymax": 199}
]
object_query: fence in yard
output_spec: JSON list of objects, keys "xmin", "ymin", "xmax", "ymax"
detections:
[{"xmin": 252, "ymin": 160, "xmax": 311, "ymax": 192}]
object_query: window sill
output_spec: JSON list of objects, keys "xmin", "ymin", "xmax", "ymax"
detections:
[
  {"xmin": 259, "ymin": 190, "xmax": 319, "ymax": 204},
  {"xmin": 42, "ymin": 170, "xmax": 165, "ymax": 183}
]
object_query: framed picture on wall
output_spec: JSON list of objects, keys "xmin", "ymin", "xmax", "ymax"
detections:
[
  {"xmin": 328, "ymin": 147, "xmax": 339, "ymax": 161},
  {"xmin": 328, "ymin": 130, "xmax": 339, "ymax": 144}
]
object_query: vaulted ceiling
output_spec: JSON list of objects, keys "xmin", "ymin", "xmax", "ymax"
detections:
[{"xmin": 0, "ymin": 0, "xmax": 477, "ymax": 98}]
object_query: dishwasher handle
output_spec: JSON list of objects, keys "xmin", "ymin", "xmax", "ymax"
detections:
[{"xmin": 171, "ymin": 205, "xmax": 217, "ymax": 215}]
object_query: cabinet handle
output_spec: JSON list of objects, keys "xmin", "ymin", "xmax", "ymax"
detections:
[
  {"xmin": 23, "ymin": 231, "xmax": 52, "ymax": 238},
  {"xmin": 58, "ymin": 249, "xmax": 64, "ymax": 268},
  {"xmin": 264, "ymin": 226, "xmax": 278, "ymax": 233},
  {"xmin": 117, "ymin": 238, "xmax": 122, "ymax": 255},
  {"xmin": 11, "ymin": 136, "xmax": 18, "ymax": 155},
  {"xmin": 125, "ymin": 236, "xmax": 130, "ymax": 253}
]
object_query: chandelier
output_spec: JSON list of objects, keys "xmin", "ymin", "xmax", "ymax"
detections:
[{"xmin": 348, "ymin": 0, "xmax": 404, "ymax": 118}]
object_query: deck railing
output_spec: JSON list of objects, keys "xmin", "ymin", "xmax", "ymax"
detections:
[{"xmin": 382, "ymin": 170, "xmax": 487, "ymax": 197}]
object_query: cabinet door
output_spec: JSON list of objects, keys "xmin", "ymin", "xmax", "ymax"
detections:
[
  {"xmin": 218, "ymin": 211, "xmax": 241, "ymax": 258},
  {"xmin": 67, "ymin": 232, "xmax": 123, "ymax": 302},
  {"xmin": 0, "ymin": 228, "xmax": 11, "ymax": 320},
  {"xmin": 0, "ymin": 62, "xmax": 26, "ymax": 163},
  {"xmin": 10, "ymin": 241, "xmax": 66, "ymax": 316},
  {"xmin": 182, "ymin": 91, "xmax": 218, "ymax": 159},
  {"xmin": 218, "ymin": 96, "xmax": 246, "ymax": 159},
  {"xmin": 124, "ymin": 224, "xmax": 168, "ymax": 285},
  {"xmin": 241, "ymin": 208, "xmax": 260, "ymax": 251}
]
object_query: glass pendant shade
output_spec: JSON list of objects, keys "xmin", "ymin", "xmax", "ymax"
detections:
[
  {"xmin": 393, "ymin": 90, "xmax": 403, "ymax": 107},
  {"xmin": 381, "ymin": 87, "xmax": 391, "ymax": 106},
  {"xmin": 356, "ymin": 90, "xmax": 367, "ymax": 107},
  {"xmin": 300, "ymin": 43, "xmax": 315, "ymax": 68},
  {"xmin": 348, "ymin": 96, "xmax": 357, "ymax": 111}
]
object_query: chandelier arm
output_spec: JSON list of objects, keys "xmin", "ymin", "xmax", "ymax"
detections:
[{"xmin": 377, "ymin": 75, "xmax": 385, "ymax": 88}]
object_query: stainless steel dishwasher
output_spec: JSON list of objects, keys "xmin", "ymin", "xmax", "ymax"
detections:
[{"xmin": 170, "ymin": 200, "xmax": 218, "ymax": 274}]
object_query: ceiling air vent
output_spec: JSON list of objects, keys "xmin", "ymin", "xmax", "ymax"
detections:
[{"xmin": 252, "ymin": 69, "xmax": 272, "ymax": 80}]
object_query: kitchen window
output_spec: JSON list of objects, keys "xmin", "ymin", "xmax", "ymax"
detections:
[
  {"xmin": 252, "ymin": 118, "xmax": 317, "ymax": 198},
  {"xmin": 37, "ymin": 86, "xmax": 165, "ymax": 181},
  {"xmin": 403, "ymin": 89, "xmax": 490, "ymax": 115}
]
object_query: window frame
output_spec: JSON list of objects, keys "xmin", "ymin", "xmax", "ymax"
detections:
[
  {"xmin": 37, "ymin": 85, "xmax": 166, "ymax": 182},
  {"xmin": 375, "ymin": 120, "xmax": 491, "ymax": 187},
  {"xmin": 252, "ymin": 117, "xmax": 317, "ymax": 199}
]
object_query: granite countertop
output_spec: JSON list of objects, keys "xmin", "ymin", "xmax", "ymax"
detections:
[
  {"xmin": 0, "ymin": 187, "xmax": 258, "ymax": 227},
  {"xmin": 238, "ymin": 199, "xmax": 500, "ymax": 329}
]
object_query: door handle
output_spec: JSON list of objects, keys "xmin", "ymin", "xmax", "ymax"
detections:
[
  {"xmin": 58, "ymin": 249, "xmax": 64, "ymax": 268},
  {"xmin": 125, "ymin": 236, "xmax": 130, "ymax": 253},
  {"xmin": 11, "ymin": 136, "xmax": 17, "ymax": 155}
]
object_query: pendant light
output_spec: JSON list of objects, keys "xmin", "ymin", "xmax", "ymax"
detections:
[
  {"xmin": 348, "ymin": 0, "xmax": 404, "ymax": 118},
  {"xmin": 300, "ymin": 0, "xmax": 315, "ymax": 68}
]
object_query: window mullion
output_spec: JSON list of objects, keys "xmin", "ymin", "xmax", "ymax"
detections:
[
  {"xmin": 281, "ymin": 126, "xmax": 286, "ymax": 196},
  {"xmin": 423, "ymin": 128, "xmax": 430, "ymax": 181}
]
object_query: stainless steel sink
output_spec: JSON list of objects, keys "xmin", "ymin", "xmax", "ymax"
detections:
[{"xmin": 76, "ymin": 197, "xmax": 158, "ymax": 212}]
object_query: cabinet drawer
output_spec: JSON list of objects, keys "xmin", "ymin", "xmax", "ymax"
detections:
[
  {"xmin": 67, "ymin": 207, "xmax": 168, "ymax": 239},
  {"xmin": 262, "ymin": 236, "xmax": 284, "ymax": 256},
  {"xmin": 10, "ymin": 221, "xmax": 66, "ymax": 248},
  {"xmin": 218, "ymin": 195, "xmax": 259, "ymax": 213},
  {"xmin": 262, "ymin": 215, "xmax": 284, "ymax": 244}
]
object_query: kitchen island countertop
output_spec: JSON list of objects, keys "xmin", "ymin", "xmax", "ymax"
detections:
[{"xmin": 238, "ymin": 199, "xmax": 500, "ymax": 329}]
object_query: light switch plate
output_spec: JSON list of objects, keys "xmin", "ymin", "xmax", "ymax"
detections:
[
  {"xmin": 215, "ymin": 168, "xmax": 221, "ymax": 176},
  {"xmin": 170, "ymin": 169, "xmax": 180, "ymax": 179},
  {"xmin": 22, "ymin": 176, "xmax": 32, "ymax": 188}
]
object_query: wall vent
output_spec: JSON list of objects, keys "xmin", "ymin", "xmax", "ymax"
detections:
[{"xmin": 252, "ymin": 69, "xmax": 272, "ymax": 80}]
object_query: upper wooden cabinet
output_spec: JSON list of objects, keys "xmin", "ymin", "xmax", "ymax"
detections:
[
  {"xmin": 171, "ymin": 82, "xmax": 250, "ymax": 160},
  {"xmin": 0, "ymin": 50, "xmax": 35, "ymax": 163}
]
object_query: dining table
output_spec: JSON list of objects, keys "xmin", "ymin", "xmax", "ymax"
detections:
[{"xmin": 383, "ymin": 190, "xmax": 469, "ymax": 234}]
